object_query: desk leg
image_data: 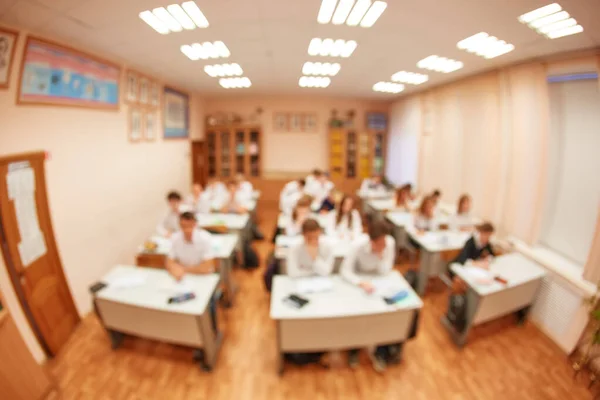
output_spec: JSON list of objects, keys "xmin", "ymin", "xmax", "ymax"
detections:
[
  {"xmin": 417, "ymin": 251, "xmax": 432, "ymax": 295},
  {"xmin": 195, "ymin": 295, "xmax": 223, "ymax": 372},
  {"xmin": 276, "ymin": 320, "xmax": 284, "ymax": 376},
  {"xmin": 516, "ymin": 305, "xmax": 531, "ymax": 325},
  {"xmin": 108, "ymin": 330, "xmax": 125, "ymax": 349},
  {"xmin": 220, "ymin": 256, "xmax": 237, "ymax": 308},
  {"xmin": 440, "ymin": 288, "xmax": 480, "ymax": 347}
]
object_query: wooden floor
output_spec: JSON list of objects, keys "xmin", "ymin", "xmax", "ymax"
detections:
[{"xmin": 47, "ymin": 209, "xmax": 590, "ymax": 400}]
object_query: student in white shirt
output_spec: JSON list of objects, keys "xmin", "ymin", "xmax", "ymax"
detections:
[
  {"xmin": 215, "ymin": 180, "xmax": 252, "ymax": 214},
  {"xmin": 280, "ymin": 179, "xmax": 306, "ymax": 216},
  {"xmin": 450, "ymin": 194, "xmax": 474, "ymax": 231},
  {"xmin": 285, "ymin": 195, "xmax": 313, "ymax": 236},
  {"xmin": 394, "ymin": 186, "xmax": 411, "ymax": 211},
  {"xmin": 205, "ymin": 178, "xmax": 226, "ymax": 205},
  {"xmin": 306, "ymin": 170, "xmax": 334, "ymax": 212},
  {"xmin": 157, "ymin": 191, "xmax": 183, "ymax": 238},
  {"xmin": 326, "ymin": 195, "xmax": 362, "ymax": 240},
  {"xmin": 166, "ymin": 212, "xmax": 215, "ymax": 280},
  {"xmin": 341, "ymin": 220, "xmax": 396, "ymax": 372},
  {"xmin": 236, "ymin": 174, "xmax": 253, "ymax": 198},
  {"xmin": 305, "ymin": 168, "xmax": 321, "ymax": 188},
  {"xmin": 286, "ymin": 219, "xmax": 335, "ymax": 278},
  {"xmin": 359, "ymin": 174, "xmax": 387, "ymax": 197},
  {"xmin": 414, "ymin": 196, "xmax": 438, "ymax": 232},
  {"xmin": 430, "ymin": 189, "xmax": 442, "ymax": 213},
  {"xmin": 186, "ymin": 183, "xmax": 212, "ymax": 214}
]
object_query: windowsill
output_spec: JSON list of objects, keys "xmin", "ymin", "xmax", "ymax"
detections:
[{"xmin": 507, "ymin": 236, "xmax": 596, "ymax": 296}]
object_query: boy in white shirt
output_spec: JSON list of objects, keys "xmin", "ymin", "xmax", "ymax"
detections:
[
  {"xmin": 359, "ymin": 174, "xmax": 387, "ymax": 198},
  {"xmin": 204, "ymin": 178, "xmax": 226, "ymax": 205},
  {"xmin": 157, "ymin": 191, "xmax": 184, "ymax": 238},
  {"xmin": 236, "ymin": 174, "xmax": 254, "ymax": 198},
  {"xmin": 187, "ymin": 183, "xmax": 212, "ymax": 214},
  {"xmin": 286, "ymin": 219, "xmax": 335, "ymax": 278},
  {"xmin": 340, "ymin": 220, "xmax": 397, "ymax": 372},
  {"xmin": 166, "ymin": 212, "xmax": 216, "ymax": 279},
  {"xmin": 280, "ymin": 179, "xmax": 306, "ymax": 216},
  {"xmin": 214, "ymin": 180, "xmax": 252, "ymax": 214},
  {"xmin": 305, "ymin": 170, "xmax": 334, "ymax": 212}
]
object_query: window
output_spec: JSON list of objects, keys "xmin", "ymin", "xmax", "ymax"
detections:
[{"xmin": 540, "ymin": 77, "xmax": 600, "ymax": 266}]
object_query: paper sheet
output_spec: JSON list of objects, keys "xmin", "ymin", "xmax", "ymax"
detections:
[
  {"xmin": 159, "ymin": 276, "xmax": 194, "ymax": 293},
  {"xmin": 369, "ymin": 277, "xmax": 404, "ymax": 297},
  {"xmin": 462, "ymin": 266, "xmax": 494, "ymax": 285},
  {"xmin": 295, "ymin": 277, "xmax": 334, "ymax": 294},
  {"xmin": 109, "ymin": 273, "xmax": 147, "ymax": 289}
]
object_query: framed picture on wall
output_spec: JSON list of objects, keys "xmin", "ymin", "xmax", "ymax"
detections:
[
  {"xmin": 139, "ymin": 77, "xmax": 149, "ymax": 104},
  {"xmin": 144, "ymin": 111, "xmax": 157, "ymax": 141},
  {"xmin": 129, "ymin": 107, "xmax": 142, "ymax": 142},
  {"xmin": 304, "ymin": 114, "xmax": 317, "ymax": 132},
  {"xmin": 150, "ymin": 81, "xmax": 160, "ymax": 107},
  {"xmin": 273, "ymin": 113, "xmax": 288, "ymax": 131},
  {"xmin": 0, "ymin": 27, "xmax": 18, "ymax": 89},
  {"xmin": 290, "ymin": 114, "xmax": 302, "ymax": 132},
  {"xmin": 17, "ymin": 37, "xmax": 121, "ymax": 109},
  {"xmin": 125, "ymin": 70, "xmax": 139, "ymax": 103},
  {"xmin": 163, "ymin": 86, "xmax": 189, "ymax": 139}
]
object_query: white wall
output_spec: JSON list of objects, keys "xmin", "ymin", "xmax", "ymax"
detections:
[
  {"xmin": 0, "ymin": 27, "xmax": 199, "ymax": 363},
  {"xmin": 385, "ymin": 96, "xmax": 421, "ymax": 187}
]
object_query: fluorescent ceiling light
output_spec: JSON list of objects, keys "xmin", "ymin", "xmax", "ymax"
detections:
[
  {"xmin": 299, "ymin": 76, "xmax": 331, "ymax": 88},
  {"xmin": 518, "ymin": 3, "xmax": 562, "ymax": 23},
  {"xmin": 373, "ymin": 81, "xmax": 404, "ymax": 93},
  {"xmin": 332, "ymin": 0, "xmax": 355, "ymax": 25},
  {"xmin": 360, "ymin": 1, "xmax": 387, "ymax": 27},
  {"xmin": 181, "ymin": 41, "xmax": 230, "ymax": 60},
  {"xmin": 219, "ymin": 77, "xmax": 252, "ymax": 89},
  {"xmin": 181, "ymin": 1, "xmax": 209, "ymax": 28},
  {"xmin": 139, "ymin": 11, "xmax": 169, "ymax": 34},
  {"xmin": 518, "ymin": 3, "xmax": 583, "ymax": 40},
  {"xmin": 302, "ymin": 62, "xmax": 341, "ymax": 76},
  {"xmin": 316, "ymin": 0, "xmax": 386, "ymax": 27},
  {"xmin": 457, "ymin": 32, "xmax": 515, "ymax": 59},
  {"xmin": 346, "ymin": 0, "xmax": 371, "ymax": 26},
  {"xmin": 546, "ymin": 24, "xmax": 583, "ymax": 39},
  {"xmin": 204, "ymin": 63, "xmax": 243, "ymax": 77},
  {"xmin": 317, "ymin": 0, "xmax": 338, "ymax": 24},
  {"xmin": 417, "ymin": 55, "xmax": 463, "ymax": 73},
  {"xmin": 140, "ymin": 2, "xmax": 209, "ymax": 34},
  {"xmin": 307, "ymin": 38, "xmax": 357, "ymax": 57},
  {"xmin": 391, "ymin": 71, "xmax": 428, "ymax": 85}
]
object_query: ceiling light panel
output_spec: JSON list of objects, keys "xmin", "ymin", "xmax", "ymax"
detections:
[
  {"xmin": 457, "ymin": 32, "xmax": 515, "ymax": 59},
  {"xmin": 299, "ymin": 76, "xmax": 331, "ymax": 88},
  {"xmin": 373, "ymin": 81, "xmax": 404, "ymax": 94},
  {"xmin": 518, "ymin": 3, "xmax": 584, "ymax": 39},
  {"xmin": 308, "ymin": 38, "xmax": 357, "ymax": 57},
  {"xmin": 302, "ymin": 62, "xmax": 341, "ymax": 76},
  {"xmin": 417, "ymin": 55, "xmax": 463, "ymax": 73},
  {"xmin": 139, "ymin": 1, "xmax": 209, "ymax": 34},
  {"xmin": 317, "ymin": 0, "xmax": 387, "ymax": 28},
  {"xmin": 181, "ymin": 41, "xmax": 230, "ymax": 60},
  {"xmin": 205, "ymin": 63, "xmax": 243, "ymax": 77},
  {"xmin": 391, "ymin": 71, "xmax": 428, "ymax": 85},
  {"xmin": 219, "ymin": 77, "xmax": 252, "ymax": 89}
]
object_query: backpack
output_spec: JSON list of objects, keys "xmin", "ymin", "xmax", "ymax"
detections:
[
  {"xmin": 243, "ymin": 242, "xmax": 260, "ymax": 269},
  {"xmin": 263, "ymin": 256, "xmax": 280, "ymax": 292},
  {"xmin": 284, "ymin": 352, "xmax": 325, "ymax": 366}
]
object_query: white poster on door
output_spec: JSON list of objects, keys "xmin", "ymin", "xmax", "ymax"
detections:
[{"xmin": 6, "ymin": 163, "xmax": 47, "ymax": 267}]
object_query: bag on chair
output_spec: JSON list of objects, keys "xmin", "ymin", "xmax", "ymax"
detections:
[
  {"xmin": 263, "ymin": 256, "xmax": 280, "ymax": 292},
  {"xmin": 243, "ymin": 242, "xmax": 260, "ymax": 269}
]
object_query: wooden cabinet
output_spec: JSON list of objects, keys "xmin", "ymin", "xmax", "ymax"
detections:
[
  {"xmin": 329, "ymin": 128, "xmax": 386, "ymax": 191},
  {"xmin": 206, "ymin": 126, "xmax": 262, "ymax": 179}
]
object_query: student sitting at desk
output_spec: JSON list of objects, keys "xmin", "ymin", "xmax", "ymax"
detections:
[
  {"xmin": 306, "ymin": 170, "xmax": 334, "ymax": 213},
  {"xmin": 286, "ymin": 219, "xmax": 335, "ymax": 278},
  {"xmin": 280, "ymin": 179, "xmax": 306, "ymax": 216},
  {"xmin": 166, "ymin": 212, "xmax": 216, "ymax": 280},
  {"xmin": 446, "ymin": 222, "xmax": 496, "ymax": 332},
  {"xmin": 187, "ymin": 183, "xmax": 212, "ymax": 214},
  {"xmin": 305, "ymin": 168, "xmax": 321, "ymax": 188},
  {"xmin": 236, "ymin": 173, "xmax": 253, "ymax": 198},
  {"xmin": 326, "ymin": 195, "xmax": 362, "ymax": 240},
  {"xmin": 285, "ymin": 196, "xmax": 313, "ymax": 236},
  {"xmin": 394, "ymin": 186, "xmax": 411, "ymax": 211},
  {"xmin": 157, "ymin": 191, "xmax": 184, "ymax": 238},
  {"xmin": 205, "ymin": 178, "xmax": 226, "ymax": 204},
  {"xmin": 359, "ymin": 174, "xmax": 386, "ymax": 197},
  {"xmin": 341, "ymin": 220, "xmax": 397, "ymax": 372},
  {"xmin": 414, "ymin": 196, "xmax": 438, "ymax": 232},
  {"xmin": 450, "ymin": 194, "xmax": 473, "ymax": 231},
  {"xmin": 430, "ymin": 189, "xmax": 442, "ymax": 213},
  {"xmin": 215, "ymin": 180, "xmax": 252, "ymax": 214}
]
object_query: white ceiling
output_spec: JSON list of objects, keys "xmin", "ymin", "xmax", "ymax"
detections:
[{"xmin": 1, "ymin": 0, "xmax": 599, "ymax": 99}]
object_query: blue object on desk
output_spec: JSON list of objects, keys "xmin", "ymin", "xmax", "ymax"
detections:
[{"xmin": 384, "ymin": 290, "xmax": 409, "ymax": 305}]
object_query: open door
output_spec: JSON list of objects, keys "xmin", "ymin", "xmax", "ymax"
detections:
[
  {"xmin": 0, "ymin": 152, "xmax": 80, "ymax": 356},
  {"xmin": 191, "ymin": 140, "xmax": 206, "ymax": 186}
]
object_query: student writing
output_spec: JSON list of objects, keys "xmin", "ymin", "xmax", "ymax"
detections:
[
  {"xmin": 326, "ymin": 195, "xmax": 363, "ymax": 240},
  {"xmin": 286, "ymin": 219, "xmax": 335, "ymax": 278}
]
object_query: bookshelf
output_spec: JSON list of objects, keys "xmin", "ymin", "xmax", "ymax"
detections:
[{"xmin": 206, "ymin": 126, "xmax": 262, "ymax": 179}]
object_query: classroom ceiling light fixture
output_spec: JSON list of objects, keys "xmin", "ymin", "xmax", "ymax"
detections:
[
  {"xmin": 373, "ymin": 81, "xmax": 404, "ymax": 94},
  {"xmin": 299, "ymin": 76, "xmax": 331, "ymax": 88},
  {"xmin": 417, "ymin": 55, "xmax": 463, "ymax": 73},
  {"xmin": 219, "ymin": 77, "xmax": 252, "ymax": 89},
  {"xmin": 308, "ymin": 38, "xmax": 357, "ymax": 57},
  {"xmin": 180, "ymin": 41, "xmax": 230, "ymax": 60},
  {"xmin": 139, "ymin": 1, "xmax": 209, "ymax": 34},
  {"xmin": 391, "ymin": 71, "xmax": 428, "ymax": 85},
  {"xmin": 457, "ymin": 32, "xmax": 515, "ymax": 59},
  {"xmin": 518, "ymin": 3, "xmax": 584, "ymax": 39},
  {"xmin": 318, "ymin": 0, "xmax": 387, "ymax": 28},
  {"xmin": 204, "ymin": 63, "xmax": 243, "ymax": 77},
  {"xmin": 302, "ymin": 62, "xmax": 341, "ymax": 76}
]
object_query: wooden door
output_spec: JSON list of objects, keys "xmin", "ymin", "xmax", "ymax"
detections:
[
  {"xmin": 0, "ymin": 152, "xmax": 80, "ymax": 356},
  {"xmin": 191, "ymin": 141, "xmax": 206, "ymax": 186}
]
